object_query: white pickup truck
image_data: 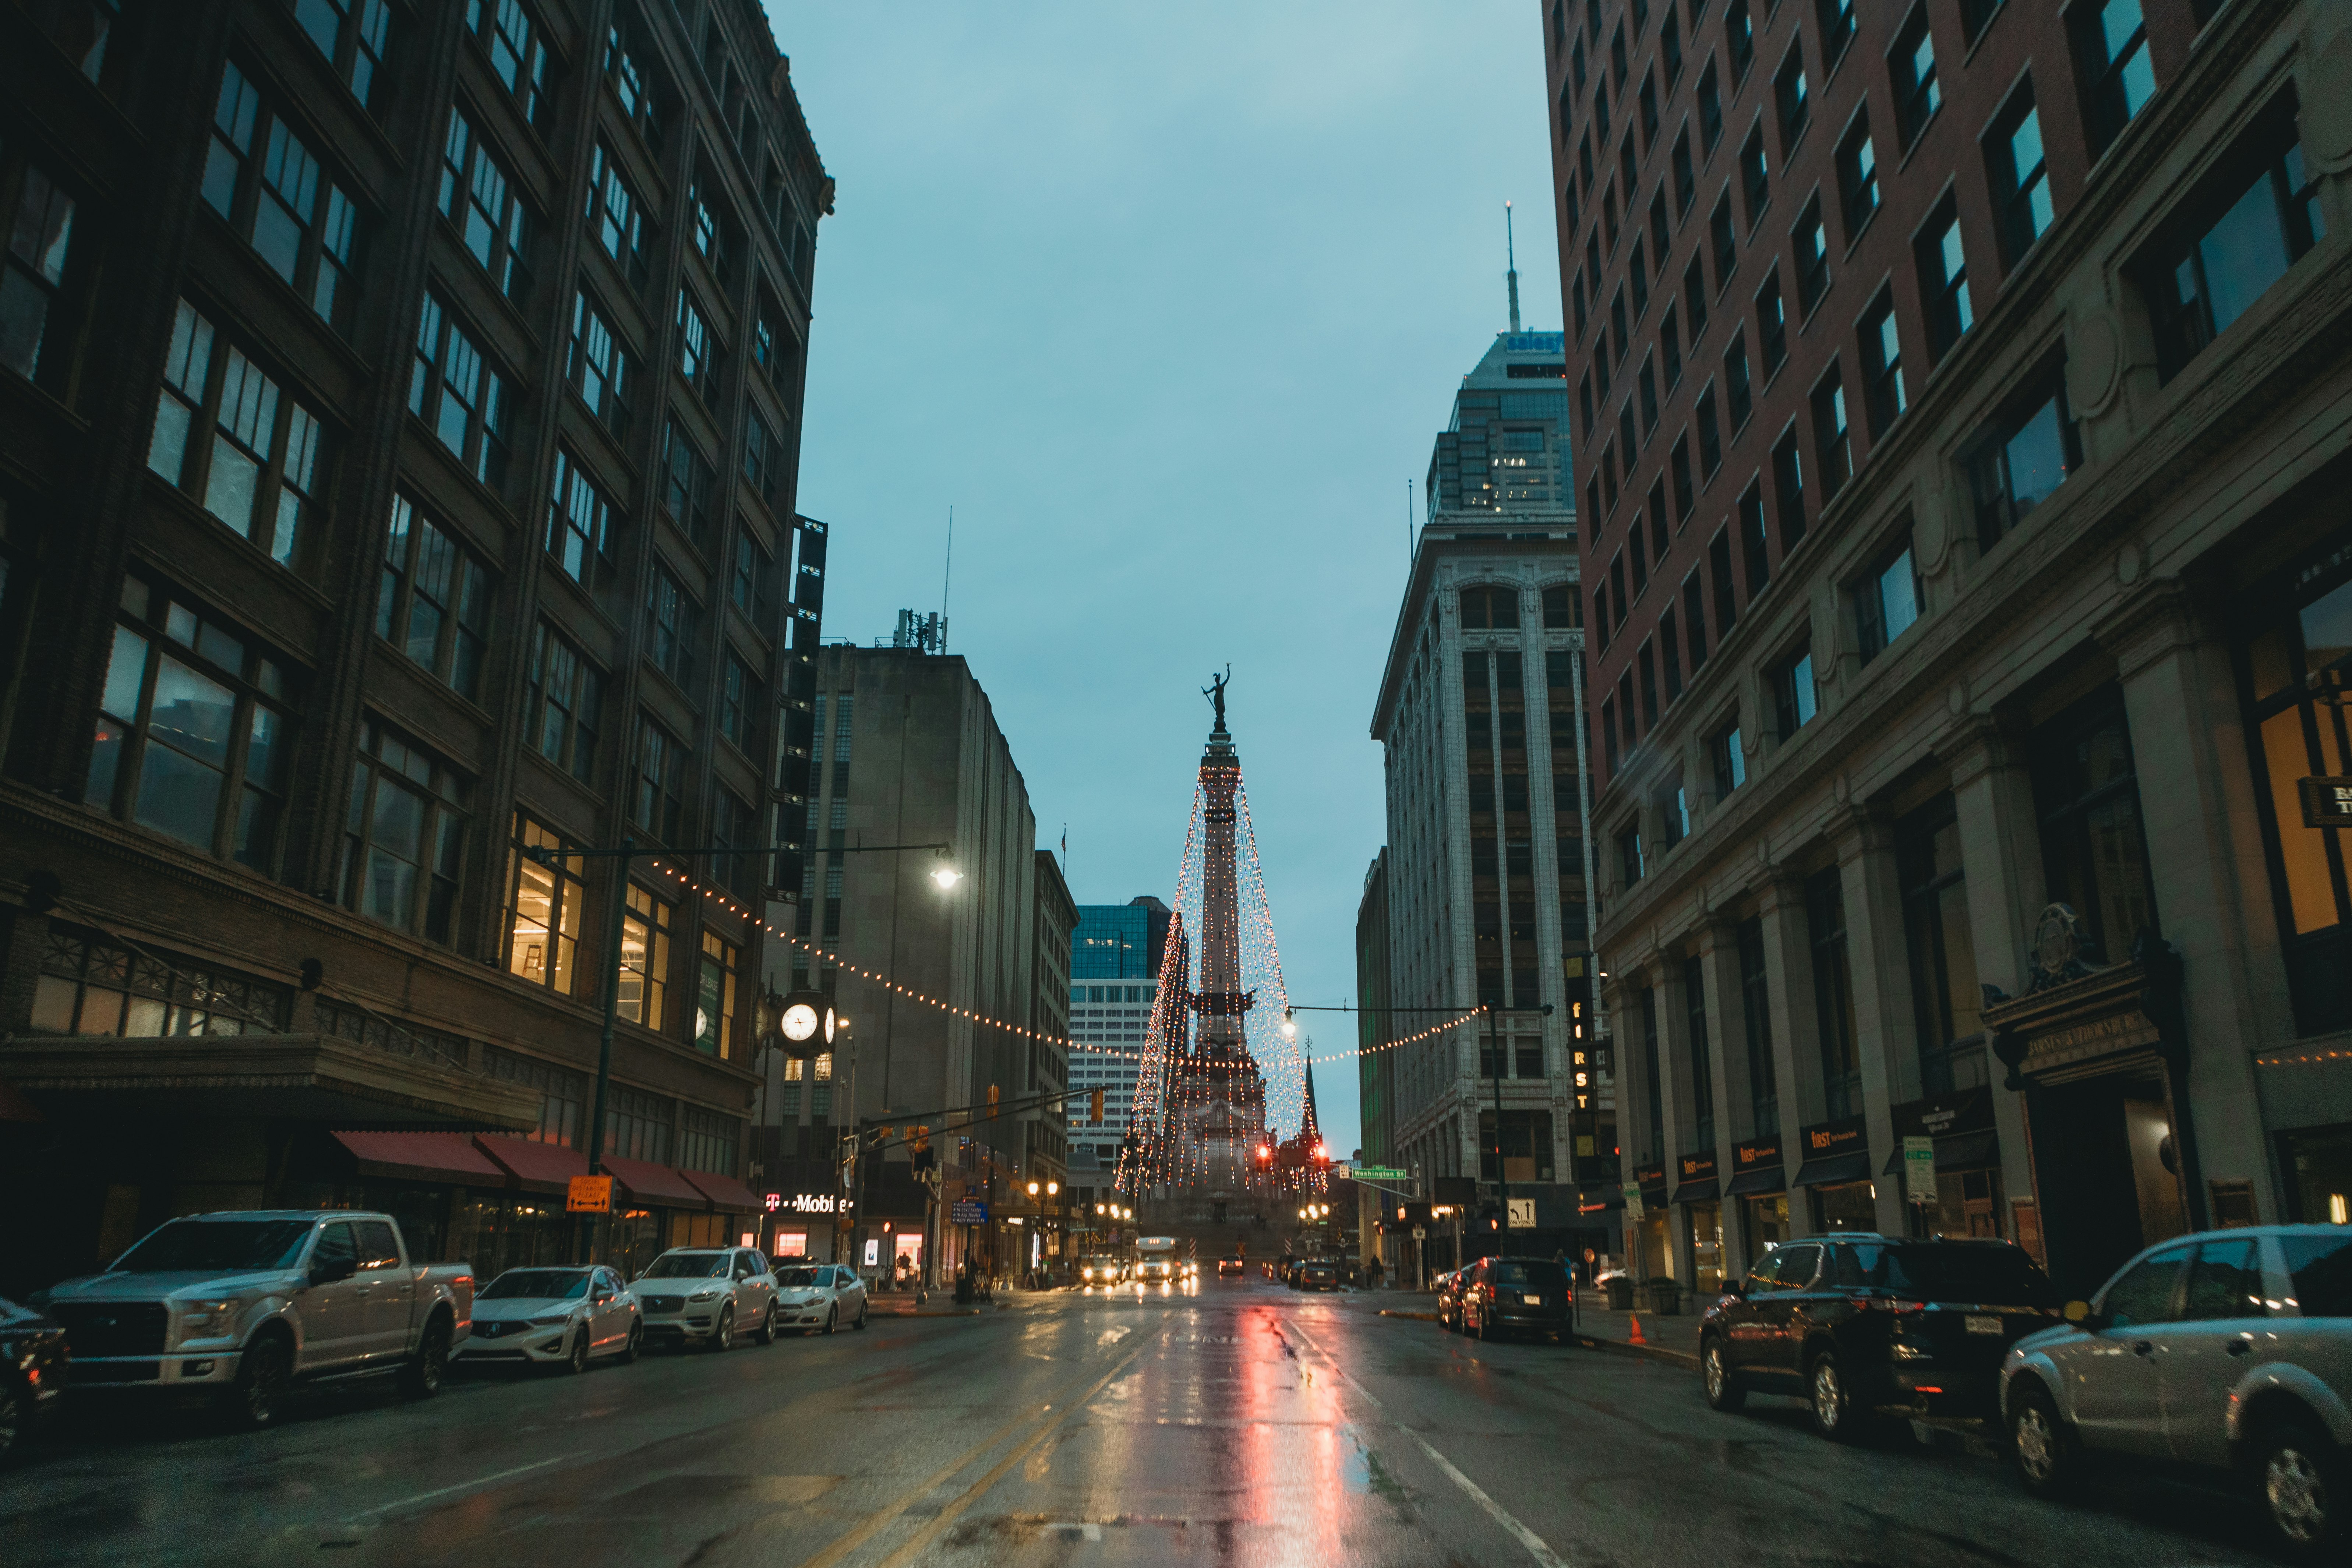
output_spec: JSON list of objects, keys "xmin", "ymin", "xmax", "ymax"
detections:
[{"xmin": 45, "ymin": 1210, "xmax": 473, "ymax": 1426}]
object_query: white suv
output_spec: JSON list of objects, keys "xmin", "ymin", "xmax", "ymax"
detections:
[{"xmin": 632, "ymin": 1247, "xmax": 778, "ymax": 1350}]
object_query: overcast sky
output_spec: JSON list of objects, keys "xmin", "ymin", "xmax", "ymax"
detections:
[{"xmin": 767, "ymin": 3, "xmax": 1564, "ymax": 1156}]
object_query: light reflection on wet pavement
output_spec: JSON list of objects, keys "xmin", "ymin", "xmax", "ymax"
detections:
[{"xmin": 0, "ymin": 1278, "xmax": 2279, "ymax": 1566}]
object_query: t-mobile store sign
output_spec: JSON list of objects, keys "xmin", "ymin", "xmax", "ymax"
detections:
[{"xmin": 765, "ymin": 1193, "xmax": 855, "ymax": 1215}]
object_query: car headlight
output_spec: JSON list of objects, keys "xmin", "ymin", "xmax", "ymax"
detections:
[
  {"xmin": 690, "ymin": 1286, "xmax": 724, "ymax": 1300},
  {"xmin": 178, "ymin": 1300, "xmax": 239, "ymax": 1337}
]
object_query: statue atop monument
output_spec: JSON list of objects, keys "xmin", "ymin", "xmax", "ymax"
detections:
[{"xmin": 1203, "ymin": 665, "xmax": 1230, "ymax": 731}]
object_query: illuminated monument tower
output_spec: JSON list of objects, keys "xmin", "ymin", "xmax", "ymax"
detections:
[{"xmin": 1162, "ymin": 672, "xmax": 1273, "ymax": 1215}]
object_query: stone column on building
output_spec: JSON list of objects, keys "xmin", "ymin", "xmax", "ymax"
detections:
[
  {"xmin": 1691, "ymin": 917, "xmax": 1756, "ymax": 1272},
  {"xmin": 1833, "ymin": 808, "xmax": 1918, "ymax": 1232},
  {"xmin": 2100, "ymin": 580, "xmax": 2291, "ymax": 1227},
  {"xmin": 1753, "ymin": 870, "xmax": 1821, "ymax": 1234},
  {"xmin": 1946, "ymin": 713, "xmax": 2042, "ymax": 1238}
]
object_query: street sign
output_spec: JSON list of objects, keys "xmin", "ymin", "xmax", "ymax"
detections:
[
  {"xmin": 566, "ymin": 1175, "xmax": 613, "ymax": 1214},
  {"xmin": 1622, "ymin": 1184, "xmax": 1645, "ymax": 1222},
  {"xmin": 1903, "ymin": 1136, "xmax": 1937, "ymax": 1203},
  {"xmin": 1507, "ymin": 1197, "xmax": 1536, "ymax": 1228},
  {"xmin": 1411, "ymin": 1226, "xmax": 1426, "ymax": 1241},
  {"xmin": 950, "ymin": 1199, "xmax": 988, "ymax": 1224},
  {"xmin": 1352, "ymin": 1165, "xmax": 1409, "ymax": 1182}
]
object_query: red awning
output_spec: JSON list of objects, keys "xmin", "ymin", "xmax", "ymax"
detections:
[
  {"xmin": 603, "ymin": 1156, "xmax": 709, "ymax": 1208},
  {"xmin": 680, "ymin": 1168, "xmax": 763, "ymax": 1213},
  {"xmin": 474, "ymin": 1135, "xmax": 587, "ymax": 1194},
  {"xmin": 333, "ymin": 1130, "xmax": 505, "ymax": 1186}
]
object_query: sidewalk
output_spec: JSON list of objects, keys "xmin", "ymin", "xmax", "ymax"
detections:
[{"xmin": 1370, "ymin": 1288, "xmax": 1702, "ymax": 1368}]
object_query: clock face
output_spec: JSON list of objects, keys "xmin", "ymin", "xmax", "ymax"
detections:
[{"xmin": 781, "ymin": 1002, "xmax": 821, "ymax": 1042}]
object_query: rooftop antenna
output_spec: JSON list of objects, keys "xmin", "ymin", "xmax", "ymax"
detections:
[
  {"xmin": 1505, "ymin": 201, "xmax": 1522, "ymax": 334},
  {"xmin": 940, "ymin": 505, "xmax": 953, "ymax": 653}
]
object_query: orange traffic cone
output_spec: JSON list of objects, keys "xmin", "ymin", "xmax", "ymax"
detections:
[{"xmin": 1627, "ymin": 1311, "xmax": 1646, "ymax": 1346}]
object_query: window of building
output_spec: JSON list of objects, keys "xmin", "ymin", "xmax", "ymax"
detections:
[
  {"xmin": 743, "ymin": 406, "xmax": 780, "ymax": 503},
  {"xmin": 662, "ymin": 418, "xmax": 716, "ymax": 550},
  {"xmin": 1853, "ymin": 533, "xmax": 1921, "ymax": 664},
  {"xmin": 31, "ymin": 922, "xmax": 290, "ymax": 1039},
  {"xmin": 1724, "ymin": 329, "xmax": 1752, "ymax": 429},
  {"xmin": 1898, "ymin": 795, "xmax": 1981, "ymax": 1094},
  {"xmin": 1682, "ymin": 570, "xmax": 1708, "ymax": 671},
  {"xmin": 1541, "ymin": 583, "xmax": 1582, "ymax": 627},
  {"xmin": 146, "ymin": 300, "xmax": 325, "ymax": 569},
  {"xmin": 2030, "ymin": 688, "xmax": 2157, "ymax": 964},
  {"xmin": 2138, "ymin": 94, "xmax": 2324, "ymax": 382},
  {"xmin": 633, "ymin": 716, "xmax": 685, "ymax": 842},
  {"xmin": 1835, "ymin": 116, "xmax": 1878, "ymax": 243},
  {"xmin": 696, "ymin": 932, "xmax": 739, "ymax": 1058},
  {"xmin": 1756, "ymin": 268, "xmax": 1787, "ymax": 378},
  {"xmin": 1696, "ymin": 379, "xmax": 1722, "ymax": 473},
  {"xmin": 605, "ymin": 1083, "xmax": 673, "ymax": 1163},
  {"xmin": 1771, "ymin": 645, "xmax": 1816, "ymax": 738},
  {"xmin": 0, "ymin": 156, "xmax": 84, "ymax": 392},
  {"xmin": 1728, "ymin": 0, "xmax": 1754, "ymax": 80},
  {"xmin": 1988, "ymin": 84, "xmax": 2054, "ymax": 265},
  {"xmin": 2238, "ymin": 537, "xmax": 2352, "ymax": 1034},
  {"xmin": 1775, "ymin": 39, "xmax": 1810, "ymax": 155},
  {"xmin": 1740, "ymin": 127, "xmax": 1770, "ymax": 227},
  {"xmin": 1810, "ymin": 369, "xmax": 1850, "ymax": 503},
  {"xmin": 1737, "ymin": 916, "xmax": 1776, "ymax": 1133},
  {"xmin": 1858, "ymin": 290, "xmax": 1906, "ymax": 437},
  {"xmin": 378, "ymin": 497, "xmax": 490, "ymax": 700},
  {"xmin": 467, "ymin": 0, "xmax": 554, "ymax": 130},
  {"xmin": 1683, "ymin": 255, "xmax": 1710, "ymax": 343},
  {"xmin": 201, "ymin": 62, "xmax": 359, "ymax": 331},
  {"xmin": 1917, "ymin": 196, "xmax": 1974, "ymax": 361},
  {"xmin": 604, "ymin": 16, "xmax": 663, "ymax": 147},
  {"xmin": 545, "ymin": 448, "xmax": 614, "ymax": 587},
  {"xmin": 733, "ymin": 530, "xmax": 770, "ymax": 619},
  {"xmin": 587, "ymin": 142, "xmax": 651, "ymax": 293},
  {"xmin": 1460, "ymin": 583, "xmax": 1521, "ymax": 629},
  {"xmin": 617, "ymin": 882, "xmax": 673, "ymax": 1030},
  {"xmin": 438, "ymin": 109, "xmax": 534, "ymax": 304},
  {"xmin": 85, "ymin": 573, "xmax": 297, "ymax": 872},
  {"xmin": 1640, "ymin": 74, "xmax": 1661, "ymax": 152},
  {"xmin": 566, "ymin": 290, "xmax": 632, "ymax": 436},
  {"xmin": 502, "ymin": 813, "xmax": 581, "ymax": 993},
  {"xmin": 1794, "ymin": 195, "xmax": 1830, "ymax": 315},
  {"xmin": 678, "ymin": 1104, "xmax": 739, "ymax": 1173},
  {"xmin": 1708, "ymin": 194, "xmax": 1736, "ymax": 297},
  {"xmin": 1685, "ymin": 952, "xmax": 1716, "ymax": 1148},
  {"xmin": 1698, "ymin": 57, "xmax": 1723, "ymax": 152},
  {"xmin": 1806, "ymin": 867, "xmax": 1860, "ymax": 1118},
  {"xmin": 342, "ymin": 718, "xmax": 469, "ymax": 944},
  {"xmin": 1968, "ymin": 363, "xmax": 2079, "ymax": 552},
  {"xmin": 1737, "ymin": 483, "xmax": 1770, "ymax": 601},
  {"xmin": 1771, "ymin": 429, "xmax": 1807, "ymax": 549},
  {"xmin": 1671, "ymin": 432, "xmax": 1695, "ymax": 516},
  {"xmin": 1672, "ymin": 130, "xmax": 1697, "ymax": 218},
  {"xmin": 409, "ymin": 294, "xmax": 512, "ymax": 490},
  {"xmin": 1711, "ymin": 525, "xmax": 1740, "ymax": 635},
  {"xmin": 1638, "ymin": 354, "xmax": 1659, "ymax": 436},
  {"xmin": 2074, "ymin": 0, "xmax": 2155, "ymax": 156},
  {"xmin": 647, "ymin": 565, "xmax": 700, "ymax": 689},
  {"xmin": 1890, "ymin": 5, "xmax": 1940, "ymax": 151},
  {"xmin": 1659, "ymin": 774, "xmax": 1689, "ymax": 846},
  {"xmin": 524, "ymin": 622, "xmax": 601, "ymax": 782},
  {"xmin": 483, "ymin": 1044, "xmax": 585, "ymax": 1146},
  {"xmin": 1618, "ymin": 823, "xmax": 1645, "ymax": 886},
  {"xmin": 720, "ymin": 652, "xmax": 756, "ymax": 751},
  {"xmin": 1816, "ymin": 0, "xmax": 1855, "ymax": 61},
  {"xmin": 1710, "ymin": 721, "xmax": 1745, "ymax": 797},
  {"xmin": 677, "ymin": 287, "xmax": 719, "ymax": 401}
]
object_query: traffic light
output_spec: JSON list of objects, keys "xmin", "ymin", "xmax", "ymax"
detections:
[
  {"xmin": 911, "ymin": 1124, "xmax": 935, "ymax": 1174},
  {"xmin": 1091, "ymin": 1087, "xmax": 1105, "ymax": 1125}
]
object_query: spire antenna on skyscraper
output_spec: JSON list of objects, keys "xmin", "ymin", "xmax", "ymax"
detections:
[{"xmin": 1505, "ymin": 200, "xmax": 1521, "ymax": 334}]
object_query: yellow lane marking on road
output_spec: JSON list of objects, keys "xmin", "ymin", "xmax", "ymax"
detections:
[
  {"xmin": 1285, "ymin": 1316, "xmax": 1570, "ymax": 1568},
  {"xmin": 798, "ymin": 1311, "xmax": 1168, "ymax": 1568}
]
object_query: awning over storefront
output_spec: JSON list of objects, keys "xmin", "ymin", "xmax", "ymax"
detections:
[
  {"xmin": 1724, "ymin": 1169, "xmax": 1787, "ymax": 1196},
  {"xmin": 1671, "ymin": 1150, "xmax": 1717, "ymax": 1205},
  {"xmin": 1672, "ymin": 1179, "xmax": 1719, "ymax": 1204},
  {"xmin": 603, "ymin": 1156, "xmax": 710, "ymax": 1207},
  {"xmin": 1793, "ymin": 1154, "xmax": 1873, "ymax": 1187},
  {"xmin": 1793, "ymin": 1113, "xmax": 1872, "ymax": 1187},
  {"xmin": 474, "ymin": 1134, "xmax": 587, "ymax": 1194},
  {"xmin": 1881, "ymin": 1087, "xmax": 2002, "ymax": 1176},
  {"xmin": 681, "ymin": 1169, "xmax": 763, "ymax": 1212},
  {"xmin": 1726, "ymin": 1135, "xmax": 1785, "ymax": 1196},
  {"xmin": 332, "ymin": 1130, "xmax": 506, "ymax": 1186},
  {"xmin": 1632, "ymin": 1162, "xmax": 1669, "ymax": 1205}
]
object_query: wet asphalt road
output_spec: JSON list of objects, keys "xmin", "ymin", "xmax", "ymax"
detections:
[{"xmin": 0, "ymin": 1276, "xmax": 2278, "ymax": 1567}]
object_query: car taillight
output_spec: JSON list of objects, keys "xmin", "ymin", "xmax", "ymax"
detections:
[{"xmin": 1853, "ymin": 1297, "xmax": 1927, "ymax": 1313}]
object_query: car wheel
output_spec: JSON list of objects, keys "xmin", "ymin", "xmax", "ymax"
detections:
[
  {"xmin": 617, "ymin": 1322, "xmax": 641, "ymax": 1365},
  {"xmin": 823, "ymin": 1304, "xmax": 838, "ymax": 1335},
  {"xmin": 564, "ymin": 1326, "xmax": 590, "ymax": 1375},
  {"xmin": 756, "ymin": 1306, "xmax": 777, "ymax": 1346},
  {"xmin": 1474, "ymin": 1302, "xmax": 1492, "ymax": 1342},
  {"xmin": 705, "ymin": 1302, "xmax": 734, "ymax": 1352},
  {"xmin": 2008, "ymin": 1382, "xmax": 2080, "ymax": 1498},
  {"xmin": 1702, "ymin": 1337, "xmax": 1746, "ymax": 1413},
  {"xmin": 400, "ymin": 1315, "xmax": 450, "ymax": 1399},
  {"xmin": 1807, "ymin": 1350, "xmax": 1856, "ymax": 1442},
  {"xmin": 854, "ymin": 1300, "xmax": 869, "ymax": 1330},
  {"xmin": 230, "ymin": 1330, "xmax": 293, "ymax": 1428},
  {"xmin": 2256, "ymin": 1419, "xmax": 2342, "ymax": 1558},
  {"xmin": 0, "ymin": 1379, "xmax": 24, "ymax": 1460}
]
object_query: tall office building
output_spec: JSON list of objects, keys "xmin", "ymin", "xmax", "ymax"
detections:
[
  {"xmin": 1548, "ymin": 0, "xmax": 2352, "ymax": 1300},
  {"xmin": 0, "ymin": 0, "xmax": 830, "ymax": 1290},
  {"xmin": 1064, "ymin": 896, "xmax": 1171, "ymax": 1201},
  {"xmin": 1366, "ymin": 327, "xmax": 1600, "ymax": 1272}
]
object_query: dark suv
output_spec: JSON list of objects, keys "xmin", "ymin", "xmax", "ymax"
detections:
[
  {"xmin": 1700, "ymin": 1233, "xmax": 2059, "ymax": 1439},
  {"xmin": 1458, "ymin": 1255, "xmax": 1573, "ymax": 1342}
]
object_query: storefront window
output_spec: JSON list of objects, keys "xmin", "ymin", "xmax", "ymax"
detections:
[
  {"xmin": 1687, "ymin": 1201, "xmax": 1723, "ymax": 1292},
  {"xmin": 1899, "ymin": 795, "xmax": 1982, "ymax": 1094},
  {"xmin": 2239, "ymin": 537, "xmax": 2352, "ymax": 1035},
  {"xmin": 2281, "ymin": 1123, "xmax": 2352, "ymax": 1225},
  {"xmin": 1813, "ymin": 1180, "xmax": 1878, "ymax": 1231},
  {"xmin": 1745, "ymin": 1192, "xmax": 1791, "ymax": 1254},
  {"xmin": 2030, "ymin": 688, "xmax": 2157, "ymax": 964}
]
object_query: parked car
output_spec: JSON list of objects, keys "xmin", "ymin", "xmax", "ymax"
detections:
[
  {"xmin": 1459, "ymin": 1255, "xmax": 1573, "ymax": 1341},
  {"xmin": 44, "ymin": 1211, "xmax": 472, "ymax": 1427},
  {"xmin": 1298, "ymin": 1259, "xmax": 1341, "ymax": 1292},
  {"xmin": 1435, "ymin": 1268, "xmax": 1468, "ymax": 1331},
  {"xmin": 1218, "ymin": 1254, "xmax": 1246, "ymax": 1277},
  {"xmin": 0, "ymin": 1294, "xmax": 68, "ymax": 1461},
  {"xmin": 458, "ymin": 1266, "xmax": 639, "ymax": 1372},
  {"xmin": 774, "ymin": 1263, "xmax": 868, "ymax": 1333},
  {"xmin": 1701, "ymin": 1233, "xmax": 2059, "ymax": 1440},
  {"xmin": 633, "ymin": 1247, "xmax": 778, "ymax": 1350},
  {"xmin": 2001, "ymin": 1224, "xmax": 2351, "ymax": 1557}
]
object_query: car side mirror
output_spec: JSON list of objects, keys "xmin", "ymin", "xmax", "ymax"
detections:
[
  {"xmin": 593, "ymin": 1289, "xmax": 612, "ymax": 1303},
  {"xmin": 2063, "ymin": 1299, "xmax": 2100, "ymax": 1328}
]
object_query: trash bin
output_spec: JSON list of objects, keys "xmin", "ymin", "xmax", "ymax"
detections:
[
  {"xmin": 1606, "ymin": 1278, "xmax": 1635, "ymax": 1311},
  {"xmin": 1646, "ymin": 1278, "xmax": 1682, "ymax": 1316}
]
